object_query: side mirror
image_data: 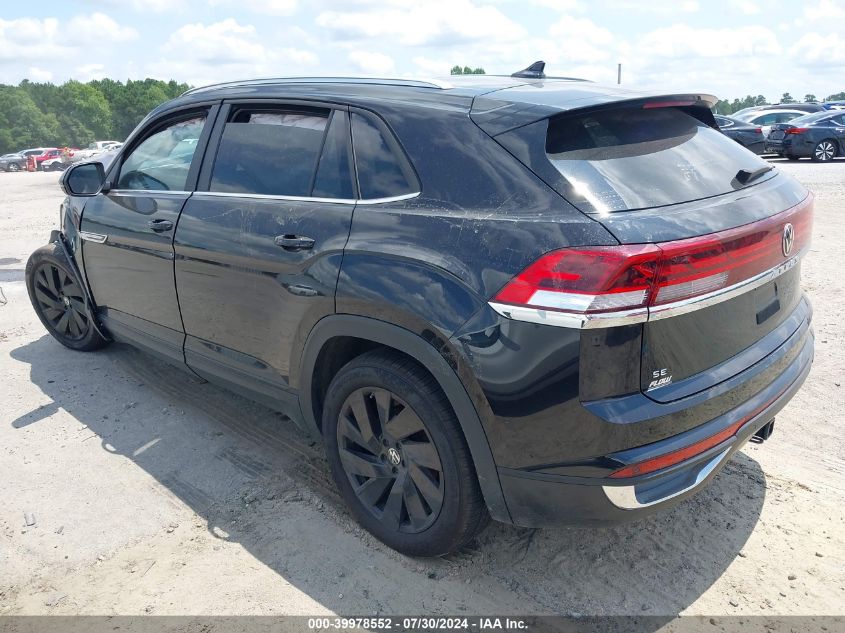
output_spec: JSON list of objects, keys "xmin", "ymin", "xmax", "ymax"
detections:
[{"xmin": 61, "ymin": 162, "xmax": 106, "ymax": 197}]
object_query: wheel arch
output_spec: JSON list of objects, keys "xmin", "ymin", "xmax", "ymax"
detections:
[{"xmin": 297, "ymin": 314, "xmax": 511, "ymax": 523}]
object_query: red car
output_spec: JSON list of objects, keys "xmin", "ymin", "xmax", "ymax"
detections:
[{"xmin": 34, "ymin": 148, "xmax": 61, "ymax": 170}]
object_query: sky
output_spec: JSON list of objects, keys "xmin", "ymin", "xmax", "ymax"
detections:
[{"xmin": 1, "ymin": 0, "xmax": 843, "ymax": 102}]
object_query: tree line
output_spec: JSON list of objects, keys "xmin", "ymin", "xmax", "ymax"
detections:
[
  {"xmin": 0, "ymin": 78, "xmax": 190, "ymax": 155},
  {"xmin": 714, "ymin": 91, "xmax": 845, "ymax": 115}
]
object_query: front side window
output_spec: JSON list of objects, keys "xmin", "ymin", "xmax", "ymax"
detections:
[
  {"xmin": 210, "ymin": 108, "xmax": 330, "ymax": 197},
  {"xmin": 117, "ymin": 114, "xmax": 207, "ymax": 191}
]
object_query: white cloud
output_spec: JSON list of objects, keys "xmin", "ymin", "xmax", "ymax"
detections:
[
  {"xmin": 637, "ymin": 24, "xmax": 780, "ymax": 59},
  {"xmin": 316, "ymin": 0, "xmax": 526, "ymax": 46},
  {"xmin": 148, "ymin": 19, "xmax": 317, "ymax": 86},
  {"xmin": 208, "ymin": 0, "xmax": 297, "ymax": 16},
  {"xmin": 28, "ymin": 66, "xmax": 53, "ymax": 82},
  {"xmin": 803, "ymin": 0, "xmax": 845, "ymax": 20},
  {"xmin": 75, "ymin": 63, "xmax": 107, "ymax": 81},
  {"xmin": 67, "ymin": 13, "xmax": 138, "ymax": 42},
  {"xmin": 348, "ymin": 51, "xmax": 395, "ymax": 75},
  {"xmin": 0, "ymin": 17, "xmax": 66, "ymax": 62},
  {"xmin": 733, "ymin": 1, "xmax": 761, "ymax": 14},
  {"xmin": 790, "ymin": 32, "xmax": 845, "ymax": 68},
  {"xmin": 548, "ymin": 16, "xmax": 615, "ymax": 62}
]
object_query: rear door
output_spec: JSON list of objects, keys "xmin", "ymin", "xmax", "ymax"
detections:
[
  {"xmin": 173, "ymin": 101, "xmax": 356, "ymax": 410},
  {"xmin": 80, "ymin": 106, "xmax": 217, "ymax": 362}
]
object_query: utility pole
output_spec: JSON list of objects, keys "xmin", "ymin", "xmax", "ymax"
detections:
[{"xmin": 617, "ymin": 63, "xmax": 622, "ymax": 85}]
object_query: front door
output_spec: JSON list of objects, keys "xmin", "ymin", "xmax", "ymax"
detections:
[
  {"xmin": 80, "ymin": 107, "xmax": 216, "ymax": 362},
  {"xmin": 173, "ymin": 102, "xmax": 357, "ymax": 410}
]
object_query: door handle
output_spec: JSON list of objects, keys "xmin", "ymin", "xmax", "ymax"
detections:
[
  {"xmin": 148, "ymin": 219, "xmax": 174, "ymax": 232},
  {"xmin": 275, "ymin": 234, "xmax": 315, "ymax": 250}
]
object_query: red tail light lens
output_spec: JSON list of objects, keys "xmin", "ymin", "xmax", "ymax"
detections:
[
  {"xmin": 754, "ymin": 127, "xmax": 762, "ymax": 134},
  {"xmin": 785, "ymin": 127, "xmax": 808, "ymax": 135},
  {"xmin": 493, "ymin": 195, "xmax": 813, "ymax": 317}
]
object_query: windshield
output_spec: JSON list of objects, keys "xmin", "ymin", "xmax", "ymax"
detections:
[{"xmin": 544, "ymin": 107, "xmax": 773, "ymax": 214}]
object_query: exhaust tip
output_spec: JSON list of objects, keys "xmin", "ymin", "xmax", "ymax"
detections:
[{"xmin": 752, "ymin": 419, "xmax": 775, "ymax": 443}]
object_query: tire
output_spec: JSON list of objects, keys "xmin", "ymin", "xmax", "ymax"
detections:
[
  {"xmin": 25, "ymin": 243, "xmax": 109, "ymax": 352},
  {"xmin": 8, "ymin": 162, "xmax": 21, "ymax": 172},
  {"xmin": 322, "ymin": 349, "xmax": 489, "ymax": 556},
  {"xmin": 812, "ymin": 139, "xmax": 837, "ymax": 162}
]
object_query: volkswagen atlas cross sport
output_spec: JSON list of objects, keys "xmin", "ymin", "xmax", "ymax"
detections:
[{"xmin": 27, "ymin": 63, "xmax": 814, "ymax": 556}]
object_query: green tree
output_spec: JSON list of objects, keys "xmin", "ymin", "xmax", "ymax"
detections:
[
  {"xmin": 780, "ymin": 92, "xmax": 796, "ymax": 104},
  {"xmin": 825, "ymin": 91, "xmax": 845, "ymax": 101},
  {"xmin": 0, "ymin": 86, "xmax": 62, "ymax": 154},
  {"xmin": 804, "ymin": 94, "xmax": 818, "ymax": 103},
  {"xmin": 450, "ymin": 65, "xmax": 486, "ymax": 75}
]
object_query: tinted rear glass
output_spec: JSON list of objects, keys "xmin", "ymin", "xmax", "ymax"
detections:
[
  {"xmin": 351, "ymin": 113, "xmax": 416, "ymax": 200},
  {"xmin": 545, "ymin": 107, "xmax": 773, "ymax": 214},
  {"xmin": 790, "ymin": 111, "xmax": 835, "ymax": 125},
  {"xmin": 312, "ymin": 111, "xmax": 355, "ymax": 199},
  {"xmin": 210, "ymin": 109, "xmax": 328, "ymax": 197}
]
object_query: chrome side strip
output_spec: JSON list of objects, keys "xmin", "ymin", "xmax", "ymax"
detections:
[
  {"xmin": 189, "ymin": 191, "xmax": 420, "ymax": 206},
  {"xmin": 602, "ymin": 448, "xmax": 729, "ymax": 510},
  {"xmin": 489, "ymin": 250, "xmax": 804, "ymax": 330},
  {"xmin": 79, "ymin": 231, "xmax": 107, "ymax": 244}
]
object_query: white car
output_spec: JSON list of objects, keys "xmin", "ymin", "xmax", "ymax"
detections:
[
  {"xmin": 733, "ymin": 109, "xmax": 807, "ymax": 138},
  {"xmin": 75, "ymin": 141, "xmax": 123, "ymax": 160}
]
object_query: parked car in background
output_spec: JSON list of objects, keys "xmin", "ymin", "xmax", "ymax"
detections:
[
  {"xmin": 822, "ymin": 100, "xmax": 845, "ymax": 110},
  {"xmin": 733, "ymin": 109, "xmax": 807, "ymax": 138},
  {"xmin": 34, "ymin": 148, "xmax": 61, "ymax": 170},
  {"xmin": 733, "ymin": 103, "xmax": 824, "ymax": 118},
  {"xmin": 0, "ymin": 153, "xmax": 26, "ymax": 171},
  {"xmin": 767, "ymin": 110, "xmax": 845, "ymax": 161},
  {"xmin": 714, "ymin": 115, "xmax": 765, "ymax": 154},
  {"xmin": 26, "ymin": 72, "xmax": 814, "ymax": 556},
  {"xmin": 75, "ymin": 141, "xmax": 123, "ymax": 160}
]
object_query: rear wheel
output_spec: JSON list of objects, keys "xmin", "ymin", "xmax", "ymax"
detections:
[
  {"xmin": 25, "ymin": 244, "xmax": 109, "ymax": 352},
  {"xmin": 812, "ymin": 139, "xmax": 837, "ymax": 162},
  {"xmin": 322, "ymin": 349, "xmax": 489, "ymax": 556}
]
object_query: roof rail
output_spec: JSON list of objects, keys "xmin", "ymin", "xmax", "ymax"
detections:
[{"xmin": 180, "ymin": 76, "xmax": 452, "ymax": 97}]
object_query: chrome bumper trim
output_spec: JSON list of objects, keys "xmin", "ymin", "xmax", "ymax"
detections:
[
  {"xmin": 602, "ymin": 448, "xmax": 730, "ymax": 510},
  {"xmin": 489, "ymin": 249, "xmax": 804, "ymax": 330}
]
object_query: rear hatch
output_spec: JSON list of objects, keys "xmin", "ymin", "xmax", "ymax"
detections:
[{"xmin": 479, "ymin": 90, "xmax": 812, "ymax": 402}]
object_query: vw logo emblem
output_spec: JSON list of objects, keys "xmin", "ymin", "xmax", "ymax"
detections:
[
  {"xmin": 782, "ymin": 223, "xmax": 795, "ymax": 257},
  {"xmin": 387, "ymin": 447, "xmax": 401, "ymax": 466}
]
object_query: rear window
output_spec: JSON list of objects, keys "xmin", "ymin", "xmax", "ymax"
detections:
[
  {"xmin": 351, "ymin": 113, "xmax": 417, "ymax": 200},
  {"xmin": 790, "ymin": 111, "xmax": 835, "ymax": 126},
  {"xmin": 544, "ymin": 107, "xmax": 773, "ymax": 214}
]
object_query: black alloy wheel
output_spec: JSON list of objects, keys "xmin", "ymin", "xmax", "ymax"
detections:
[
  {"xmin": 336, "ymin": 387, "xmax": 444, "ymax": 533},
  {"xmin": 25, "ymin": 243, "xmax": 110, "ymax": 352},
  {"xmin": 32, "ymin": 262, "xmax": 90, "ymax": 341}
]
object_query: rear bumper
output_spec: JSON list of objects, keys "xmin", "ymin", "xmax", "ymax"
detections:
[
  {"xmin": 497, "ymin": 313, "xmax": 813, "ymax": 527},
  {"xmin": 767, "ymin": 138, "xmax": 814, "ymax": 157}
]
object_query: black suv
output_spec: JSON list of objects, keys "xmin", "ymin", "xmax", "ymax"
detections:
[{"xmin": 27, "ymin": 71, "xmax": 814, "ymax": 556}]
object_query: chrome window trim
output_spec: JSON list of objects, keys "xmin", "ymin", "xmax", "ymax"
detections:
[
  {"xmin": 108, "ymin": 189, "xmax": 192, "ymax": 196},
  {"xmin": 489, "ymin": 249, "xmax": 805, "ymax": 330},
  {"xmin": 189, "ymin": 190, "xmax": 420, "ymax": 205},
  {"xmin": 602, "ymin": 448, "xmax": 729, "ymax": 510}
]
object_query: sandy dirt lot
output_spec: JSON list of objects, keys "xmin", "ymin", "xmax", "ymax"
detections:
[{"xmin": 0, "ymin": 163, "xmax": 843, "ymax": 620}]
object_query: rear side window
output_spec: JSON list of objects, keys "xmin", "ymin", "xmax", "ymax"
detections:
[
  {"xmin": 313, "ymin": 111, "xmax": 355, "ymax": 199},
  {"xmin": 210, "ymin": 108, "xmax": 329, "ymax": 197},
  {"xmin": 544, "ymin": 107, "xmax": 772, "ymax": 214},
  {"xmin": 351, "ymin": 113, "xmax": 417, "ymax": 200}
]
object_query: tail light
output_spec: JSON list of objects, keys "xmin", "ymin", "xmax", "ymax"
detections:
[
  {"xmin": 785, "ymin": 127, "xmax": 808, "ymax": 135},
  {"xmin": 754, "ymin": 127, "xmax": 762, "ymax": 134},
  {"xmin": 492, "ymin": 195, "xmax": 813, "ymax": 324}
]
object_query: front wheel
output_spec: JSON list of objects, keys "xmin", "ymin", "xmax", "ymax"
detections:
[
  {"xmin": 812, "ymin": 139, "xmax": 837, "ymax": 162},
  {"xmin": 8, "ymin": 162, "xmax": 21, "ymax": 172},
  {"xmin": 322, "ymin": 350, "xmax": 489, "ymax": 556},
  {"xmin": 25, "ymin": 244, "xmax": 109, "ymax": 352}
]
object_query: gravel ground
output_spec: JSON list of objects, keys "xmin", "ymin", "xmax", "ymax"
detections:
[{"xmin": 0, "ymin": 163, "xmax": 842, "ymax": 620}]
